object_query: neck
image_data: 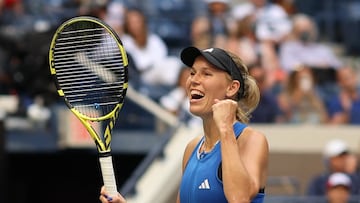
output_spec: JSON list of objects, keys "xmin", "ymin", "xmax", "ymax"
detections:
[
  {"xmin": 203, "ymin": 118, "xmax": 218, "ymax": 139},
  {"xmin": 201, "ymin": 118, "xmax": 219, "ymax": 152},
  {"xmin": 202, "ymin": 137, "xmax": 219, "ymax": 153}
]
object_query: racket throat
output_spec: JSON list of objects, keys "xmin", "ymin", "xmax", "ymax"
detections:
[{"xmin": 99, "ymin": 151, "xmax": 112, "ymax": 158}]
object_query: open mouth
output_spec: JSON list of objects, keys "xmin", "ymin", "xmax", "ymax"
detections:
[{"xmin": 190, "ymin": 90, "xmax": 204, "ymax": 100}]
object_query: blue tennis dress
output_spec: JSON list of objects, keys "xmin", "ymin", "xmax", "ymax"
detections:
[{"xmin": 179, "ymin": 122, "xmax": 265, "ymax": 203}]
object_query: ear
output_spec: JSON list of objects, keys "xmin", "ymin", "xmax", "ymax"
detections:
[{"xmin": 226, "ymin": 80, "xmax": 240, "ymax": 98}]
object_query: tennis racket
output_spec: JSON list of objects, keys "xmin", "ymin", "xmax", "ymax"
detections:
[{"xmin": 49, "ymin": 16, "xmax": 128, "ymax": 196}]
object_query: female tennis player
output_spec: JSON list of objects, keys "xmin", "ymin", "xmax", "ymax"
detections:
[{"xmin": 100, "ymin": 46, "xmax": 269, "ymax": 203}]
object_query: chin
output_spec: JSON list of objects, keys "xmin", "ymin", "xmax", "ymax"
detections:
[
  {"xmin": 189, "ymin": 106, "xmax": 202, "ymax": 117},
  {"xmin": 189, "ymin": 105, "xmax": 211, "ymax": 119}
]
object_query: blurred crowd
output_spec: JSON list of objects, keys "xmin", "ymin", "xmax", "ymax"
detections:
[
  {"xmin": 1, "ymin": 0, "xmax": 360, "ymax": 201},
  {"xmin": 307, "ymin": 138, "xmax": 360, "ymax": 203},
  {"xmin": 0, "ymin": 0, "xmax": 360, "ymax": 129}
]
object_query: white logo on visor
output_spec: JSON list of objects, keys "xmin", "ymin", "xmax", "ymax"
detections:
[{"xmin": 203, "ymin": 48, "xmax": 214, "ymax": 53}]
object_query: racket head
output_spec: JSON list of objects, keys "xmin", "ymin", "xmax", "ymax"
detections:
[{"xmin": 49, "ymin": 16, "xmax": 128, "ymax": 121}]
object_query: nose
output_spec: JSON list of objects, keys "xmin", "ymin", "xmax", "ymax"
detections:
[{"xmin": 189, "ymin": 73, "xmax": 201, "ymax": 85}]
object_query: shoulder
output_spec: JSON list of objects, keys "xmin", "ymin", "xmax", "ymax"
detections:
[
  {"xmin": 242, "ymin": 126, "xmax": 267, "ymax": 141},
  {"xmin": 309, "ymin": 173, "xmax": 329, "ymax": 184},
  {"xmin": 238, "ymin": 126, "xmax": 269, "ymax": 151},
  {"xmin": 181, "ymin": 135, "xmax": 203, "ymax": 171},
  {"xmin": 121, "ymin": 34, "xmax": 134, "ymax": 45},
  {"xmin": 148, "ymin": 33, "xmax": 167, "ymax": 45},
  {"xmin": 184, "ymin": 135, "xmax": 202, "ymax": 156},
  {"xmin": 147, "ymin": 34, "xmax": 168, "ymax": 53}
]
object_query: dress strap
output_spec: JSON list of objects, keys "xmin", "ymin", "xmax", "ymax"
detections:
[{"xmin": 233, "ymin": 121, "xmax": 247, "ymax": 139}]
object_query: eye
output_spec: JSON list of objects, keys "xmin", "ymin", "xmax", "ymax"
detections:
[{"xmin": 204, "ymin": 71, "xmax": 212, "ymax": 76}]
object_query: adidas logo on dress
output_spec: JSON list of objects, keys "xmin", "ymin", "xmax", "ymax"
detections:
[{"xmin": 198, "ymin": 179, "xmax": 210, "ymax": 189}]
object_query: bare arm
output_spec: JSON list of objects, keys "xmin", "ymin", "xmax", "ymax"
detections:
[
  {"xmin": 220, "ymin": 127, "xmax": 268, "ymax": 202},
  {"xmin": 213, "ymin": 99, "xmax": 269, "ymax": 203},
  {"xmin": 236, "ymin": 128, "xmax": 268, "ymax": 195}
]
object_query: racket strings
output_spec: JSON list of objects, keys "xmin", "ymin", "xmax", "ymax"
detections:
[
  {"xmin": 52, "ymin": 21, "xmax": 126, "ymax": 118},
  {"xmin": 56, "ymin": 31, "xmax": 109, "ymax": 44},
  {"xmin": 54, "ymin": 54, "xmax": 122, "ymax": 66},
  {"xmin": 54, "ymin": 39, "xmax": 118, "ymax": 53},
  {"xmin": 54, "ymin": 61, "xmax": 125, "ymax": 79}
]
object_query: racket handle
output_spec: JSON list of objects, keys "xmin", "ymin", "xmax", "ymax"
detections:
[{"xmin": 99, "ymin": 154, "xmax": 118, "ymax": 196}]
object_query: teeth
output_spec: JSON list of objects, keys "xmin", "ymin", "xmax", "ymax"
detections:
[{"xmin": 190, "ymin": 90, "xmax": 204, "ymax": 97}]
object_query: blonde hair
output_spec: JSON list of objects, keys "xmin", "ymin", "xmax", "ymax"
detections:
[{"xmin": 226, "ymin": 51, "xmax": 260, "ymax": 123}]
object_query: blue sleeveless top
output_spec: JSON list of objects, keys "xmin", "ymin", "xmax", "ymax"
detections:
[{"xmin": 179, "ymin": 122, "xmax": 265, "ymax": 203}]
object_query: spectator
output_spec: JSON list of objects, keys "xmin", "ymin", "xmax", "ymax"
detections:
[
  {"xmin": 0, "ymin": 0, "xmax": 57, "ymax": 113},
  {"xmin": 277, "ymin": 66, "xmax": 328, "ymax": 124},
  {"xmin": 206, "ymin": 0, "xmax": 230, "ymax": 47},
  {"xmin": 279, "ymin": 14, "xmax": 343, "ymax": 73},
  {"xmin": 228, "ymin": 0, "xmax": 287, "ymax": 91},
  {"xmin": 78, "ymin": 0, "xmax": 108, "ymax": 18},
  {"xmin": 326, "ymin": 66, "xmax": 360, "ymax": 125},
  {"xmin": 101, "ymin": 1, "xmax": 141, "ymax": 88},
  {"xmin": 189, "ymin": 15, "xmax": 212, "ymax": 50},
  {"xmin": 0, "ymin": 0, "xmax": 33, "ymax": 36},
  {"xmin": 307, "ymin": 139, "xmax": 360, "ymax": 196},
  {"xmin": 346, "ymin": 152, "xmax": 359, "ymax": 175},
  {"xmin": 191, "ymin": 0, "xmax": 231, "ymax": 48},
  {"xmin": 225, "ymin": 12, "xmax": 260, "ymax": 66},
  {"xmin": 248, "ymin": 63, "xmax": 281, "ymax": 123},
  {"xmin": 122, "ymin": 8, "xmax": 180, "ymax": 100},
  {"xmin": 122, "ymin": 8, "xmax": 168, "ymax": 75},
  {"xmin": 325, "ymin": 172, "xmax": 353, "ymax": 203},
  {"xmin": 231, "ymin": 0, "xmax": 292, "ymax": 43},
  {"xmin": 279, "ymin": 14, "xmax": 342, "ymax": 103},
  {"xmin": 103, "ymin": 1, "xmax": 126, "ymax": 37}
]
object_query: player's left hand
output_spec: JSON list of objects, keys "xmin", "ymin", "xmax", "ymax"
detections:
[{"xmin": 99, "ymin": 186, "xmax": 127, "ymax": 203}]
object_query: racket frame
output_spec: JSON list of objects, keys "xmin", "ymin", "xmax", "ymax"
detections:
[{"xmin": 49, "ymin": 16, "xmax": 128, "ymax": 196}]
